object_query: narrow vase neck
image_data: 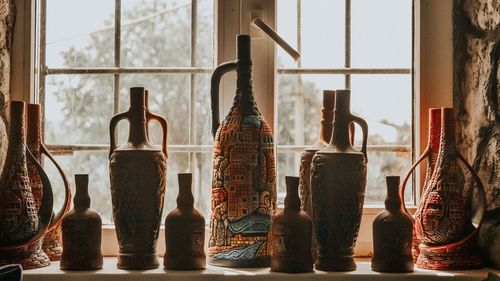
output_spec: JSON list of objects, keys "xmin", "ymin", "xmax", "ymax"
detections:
[
  {"xmin": 318, "ymin": 91, "xmax": 335, "ymax": 144},
  {"xmin": 284, "ymin": 177, "xmax": 300, "ymax": 212},
  {"xmin": 439, "ymin": 108, "xmax": 456, "ymax": 151},
  {"xmin": 27, "ymin": 104, "xmax": 42, "ymax": 155},
  {"xmin": 236, "ymin": 35, "xmax": 258, "ymax": 118},
  {"xmin": 428, "ymin": 108, "xmax": 441, "ymax": 152},
  {"xmin": 74, "ymin": 174, "xmax": 91, "ymax": 210},
  {"xmin": 9, "ymin": 102, "xmax": 27, "ymax": 156},
  {"xmin": 127, "ymin": 89, "xmax": 149, "ymax": 146},
  {"xmin": 329, "ymin": 91, "xmax": 352, "ymax": 150},
  {"xmin": 384, "ymin": 176, "xmax": 402, "ymax": 212},
  {"xmin": 177, "ymin": 173, "xmax": 194, "ymax": 210}
]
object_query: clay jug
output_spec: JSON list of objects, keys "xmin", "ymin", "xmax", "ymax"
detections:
[
  {"xmin": 26, "ymin": 103, "xmax": 71, "ymax": 261},
  {"xmin": 61, "ymin": 174, "xmax": 103, "ymax": 270},
  {"xmin": 372, "ymin": 176, "xmax": 413, "ymax": 273},
  {"xmin": 0, "ymin": 101, "xmax": 54, "ymax": 269},
  {"xmin": 310, "ymin": 89, "xmax": 368, "ymax": 271},
  {"xmin": 271, "ymin": 176, "xmax": 313, "ymax": 273},
  {"xmin": 164, "ymin": 173, "xmax": 206, "ymax": 270},
  {"xmin": 109, "ymin": 87, "xmax": 168, "ymax": 269},
  {"xmin": 208, "ymin": 34, "xmax": 276, "ymax": 268}
]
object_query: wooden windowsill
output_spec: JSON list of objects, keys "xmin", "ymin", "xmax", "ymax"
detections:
[{"xmin": 22, "ymin": 258, "xmax": 498, "ymax": 281}]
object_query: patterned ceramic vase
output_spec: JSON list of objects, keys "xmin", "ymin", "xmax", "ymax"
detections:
[
  {"xmin": 0, "ymin": 101, "xmax": 54, "ymax": 269},
  {"xmin": 164, "ymin": 173, "xmax": 206, "ymax": 270},
  {"xmin": 310, "ymin": 90, "xmax": 368, "ymax": 271},
  {"xmin": 26, "ymin": 103, "xmax": 71, "ymax": 261},
  {"xmin": 109, "ymin": 87, "xmax": 168, "ymax": 269},
  {"xmin": 208, "ymin": 35, "xmax": 276, "ymax": 268}
]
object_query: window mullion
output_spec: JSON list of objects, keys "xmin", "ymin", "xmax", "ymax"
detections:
[
  {"xmin": 113, "ymin": 0, "xmax": 121, "ymax": 115},
  {"xmin": 345, "ymin": 0, "xmax": 351, "ymax": 89}
]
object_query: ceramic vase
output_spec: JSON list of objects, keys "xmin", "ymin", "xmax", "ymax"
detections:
[
  {"xmin": 310, "ymin": 89, "xmax": 368, "ymax": 271},
  {"xmin": 61, "ymin": 174, "xmax": 103, "ymax": 270},
  {"xmin": 164, "ymin": 173, "xmax": 206, "ymax": 270},
  {"xmin": 208, "ymin": 35, "xmax": 276, "ymax": 268},
  {"xmin": 109, "ymin": 87, "xmax": 168, "ymax": 269},
  {"xmin": 26, "ymin": 103, "xmax": 71, "ymax": 261},
  {"xmin": 0, "ymin": 101, "xmax": 54, "ymax": 269},
  {"xmin": 372, "ymin": 176, "xmax": 413, "ymax": 273},
  {"xmin": 271, "ymin": 176, "xmax": 313, "ymax": 273}
]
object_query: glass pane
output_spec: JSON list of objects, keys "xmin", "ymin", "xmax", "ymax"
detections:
[
  {"xmin": 45, "ymin": 74, "xmax": 114, "ymax": 145},
  {"xmin": 351, "ymin": 0, "xmax": 412, "ymax": 68},
  {"xmin": 277, "ymin": 74, "xmax": 344, "ymax": 146},
  {"xmin": 196, "ymin": 0, "xmax": 214, "ymax": 67},
  {"xmin": 119, "ymin": 74, "xmax": 190, "ymax": 145},
  {"xmin": 45, "ymin": 0, "xmax": 114, "ymax": 67},
  {"xmin": 121, "ymin": 0, "xmax": 191, "ymax": 67},
  {"xmin": 276, "ymin": 151, "xmax": 302, "ymax": 205},
  {"xmin": 195, "ymin": 75, "xmax": 214, "ymax": 145},
  {"xmin": 276, "ymin": 0, "xmax": 298, "ymax": 68}
]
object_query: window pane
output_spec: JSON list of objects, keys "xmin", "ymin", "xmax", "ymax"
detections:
[
  {"xmin": 276, "ymin": 0, "xmax": 298, "ymax": 68},
  {"xmin": 45, "ymin": 0, "xmax": 114, "ymax": 67},
  {"xmin": 351, "ymin": 0, "xmax": 412, "ymax": 68},
  {"xmin": 45, "ymin": 74, "xmax": 114, "ymax": 145},
  {"xmin": 196, "ymin": 0, "xmax": 214, "ymax": 67},
  {"xmin": 121, "ymin": 0, "xmax": 191, "ymax": 67}
]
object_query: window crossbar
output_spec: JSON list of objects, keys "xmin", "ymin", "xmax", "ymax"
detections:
[
  {"xmin": 277, "ymin": 68, "xmax": 411, "ymax": 75},
  {"xmin": 42, "ymin": 67, "xmax": 214, "ymax": 75}
]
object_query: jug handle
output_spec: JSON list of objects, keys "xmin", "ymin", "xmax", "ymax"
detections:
[
  {"xmin": 350, "ymin": 114, "xmax": 368, "ymax": 162},
  {"xmin": 146, "ymin": 112, "xmax": 168, "ymax": 157},
  {"xmin": 109, "ymin": 112, "xmax": 129, "ymax": 158},
  {"xmin": 211, "ymin": 61, "xmax": 237, "ymax": 137},
  {"xmin": 40, "ymin": 144, "xmax": 71, "ymax": 232},
  {"xmin": 399, "ymin": 146, "xmax": 430, "ymax": 218}
]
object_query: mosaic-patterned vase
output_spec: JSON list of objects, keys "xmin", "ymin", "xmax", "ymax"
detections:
[
  {"xmin": 208, "ymin": 35, "xmax": 276, "ymax": 268},
  {"xmin": 109, "ymin": 87, "xmax": 168, "ymax": 269}
]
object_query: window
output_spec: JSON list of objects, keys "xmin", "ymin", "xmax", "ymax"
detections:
[{"xmin": 36, "ymin": 0, "xmax": 414, "ymax": 230}]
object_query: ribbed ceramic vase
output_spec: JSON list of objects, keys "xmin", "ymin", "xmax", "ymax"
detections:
[
  {"xmin": 26, "ymin": 103, "xmax": 71, "ymax": 261},
  {"xmin": 109, "ymin": 87, "xmax": 168, "ymax": 269},
  {"xmin": 208, "ymin": 35, "xmax": 276, "ymax": 268},
  {"xmin": 310, "ymin": 90, "xmax": 368, "ymax": 271}
]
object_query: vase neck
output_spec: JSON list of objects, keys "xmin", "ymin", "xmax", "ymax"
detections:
[
  {"xmin": 236, "ymin": 35, "xmax": 258, "ymax": 118},
  {"xmin": 177, "ymin": 173, "xmax": 194, "ymax": 210},
  {"xmin": 439, "ymin": 108, "xmax": 456, "ymax": 150},
  {"xmin": 329, "ymin": 90, "xmax": 352, "ymax": 150},
  {"xmin": 384, "ymin": 176, "xmax": 402, "ymax": 212},
  {"xmin": 428, "ymin": 108, "xmax": 441, "ymax": 152},
  {"xmin": 317, "ymin": 91, "xmax": 335, "ymax": 144},
  {"xmin": 74, "ymin": 174, "xmax": 91, "ymax": 210},
  {"xmin": 26, "ymin": 104, "xmax": 42, "ymax": 154},
  {"xmin": 8, "ymin": 102, "xmax": 27, "ymax": 157},
  {"xmin": 284, "ymin": 177, "xmax": 300, "ymax": 212},
  {"xmin": 127, "ymin": 88, "xmax": 149, "ymax": 146}
]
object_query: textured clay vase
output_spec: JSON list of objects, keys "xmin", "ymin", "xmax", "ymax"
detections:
[
  {"xmin": 27, "ymin": 103, "xmax": 71, "ymax": 261},
  {"xmin": 109, "ymin": 87, "xmax": 168, "ymax": 269},
  {"xmin": 310, "ymin": 89, "xmax": 368, "ymax": 271},
  {"xmin": 61, "ymin": 174, "xmax": 103, "ymax": 270},
  {"xmin": 372, "ymin": 176, "xmax": 413, "ymax": 273},
  {"xmin": 164, "ymin": 173, "xmax": 206, "ymax": 270},
  {"xmin": 208, "ymin": 35, "xmax": 276, "ymax": 268},
  {"xmin": 0, "ymin": 101, "xmax": 54, "ymax": 269},
  {"xmin": 271, "ymin": 176, "xmax": 313, "ymax": 273},
  {"xmin": 298, "ymin": 90, "xmax": 334, "ymax": 262}
]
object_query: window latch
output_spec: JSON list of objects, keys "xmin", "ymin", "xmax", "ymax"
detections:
[{"xmin": 250, "ymin": 17, "xmax": 300, "ymax": 61}]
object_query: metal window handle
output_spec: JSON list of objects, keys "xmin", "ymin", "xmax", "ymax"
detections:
[{"xmin": 251, "ymin": 17, "xmax": 300, "ymax": 61}]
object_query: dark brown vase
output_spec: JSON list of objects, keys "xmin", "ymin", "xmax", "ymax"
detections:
[
  {"xmin": 271, "ymin": 176, "xmax": 313, "ymax": 273},
  {"xmin": 61, "ymin": 174, "xmax": 103, "ymax": 270},
  {"xmin": 164, "ymin": 173, "xmax": 206, "ymax": 270},
  {"xmin": 109, "ymin": 87, "xmax": 168, "ymax": 270},
  {"xmin": 372, "ymin": 176, "xmax": 413, "ymax": 273},
  {"xmin": 208, "ymin": 35, "xmax": 276, "ymax": 268},
  {"xmin": 26, "ymin": 103, "xmax": 72, "ymax": 261},
  {"xmin": 0, "ymin": 101, "xmax": 54, "ymax": 269},
  {"xmin": 310, "ymin": 89, "xmax": 368, "ymax": 271},
  {"xmin": 298, "ymin": 90, "xmax": 334, "ymax": 262}
]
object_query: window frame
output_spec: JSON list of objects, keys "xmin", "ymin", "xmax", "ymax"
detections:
[{"xmin": 10, "ymin": 0, "xmax": 454, "ymax": 257}]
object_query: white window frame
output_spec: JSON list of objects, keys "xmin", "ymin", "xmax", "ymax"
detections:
[{"xmin": 11, "ymin": 0, "xmax": 454, "ymax": 257}]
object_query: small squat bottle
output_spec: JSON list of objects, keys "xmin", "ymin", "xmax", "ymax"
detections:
[
  {"xmin": 61, "ymin": 174, "xmax": 103, "ymax": 270},
  {"xmin": 164, "ymin": 173, "xmax": 206, "ymax": 270},
  {"xmin": 372, "ymin": 176, "xmax": 413, "ymax": 273},
  {"xmin": 271, "ymin": 176, "xmax": 313, "ymax": 273}
]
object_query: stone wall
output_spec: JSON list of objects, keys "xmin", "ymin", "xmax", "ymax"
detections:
[
  {"xmin": 454, "ymin": 0, "xmax": 499, "ymax": 268},
  {"xmin": 0, "ymin": 0, "xmax": 15, "ymax": 172}
]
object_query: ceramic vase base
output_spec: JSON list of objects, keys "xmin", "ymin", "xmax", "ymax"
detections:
[
  {"xmin": 164, "ymin": 256, "xmax": 206, "ymax": 270},
  {"xmin": 416, "ymin": 243, "xmax": 483, "ymax": 270},
  {"xmin": 117, "ymin": 253, "xmax": 159, "ymax": 270},
  {"xmin": 271, "ymin": 259, "xmax": 313, "ymax": 273},
  {"xmin": 315, "ymin": 256, "xmax": 356, "ymax": 271},
  {"xmin": 208, "ymin": 257, "xmax": 270, "ymax": 268},
  {"xmin": 43, "ymin": 236, "xmax": 63, "ymax": 261},
  {"xmin": 0, "ymin": 241, "xmax": 51, "ymax": 270},
  {"xmin": 60, "ymin": 256, "xmax": 103, "ymax": 271},
  {"xmin": 371, "ymin": 258, "xmax": 413, "ymax": 273}
]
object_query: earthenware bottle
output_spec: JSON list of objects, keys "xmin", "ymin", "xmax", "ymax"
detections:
[
  {"xmin": 0, "ymin": 101, "xmax": 54, "ymax": 269},
  {"xmin": 61, "ymin": 174, "xmax": 103, "ymax": 270},
  {"xmin": 271, "ymin": 176, "xmax": 313, "ymax": 273},
  {"xmin": 27, "ymin": 103, "xmax": 72, "ymax": 261},
  {"xmin": 310, "ymin": 89, "xmax": 368, "ymax": 271},
  {"xmin": 208, "ymin": 34, "xmax": 276, "ymax": 268},
  {"xmin": 164, "ymin": 173, "xmax": 206, "ymax": 270},
  {"xmin": 372, "ymin": 176, "xmax": 413, "ymax": 273},
  {"xmin": 109, "ymin": 87, "xmax": 168, "ymax": 269},
  {"xmin": 298, "ymin": 90, "xmax": 334, "ymax": 262}
]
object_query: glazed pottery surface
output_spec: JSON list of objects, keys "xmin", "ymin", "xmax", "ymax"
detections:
[
  {"xmin": 372, "ymin": 176, "xmax": 413, "ymax": 273},
  {"xmin": 61, "ymin": 174, "xmax": 103, "ymax": 271},
  {"xmin": 109, "ymin": 87, "xmax": 168, "ymax": 270},
  {"xmin": 164, "ymin": 173, "xmax": 206, "ymax": 270},
  {"xmin": 310, "ymin": 90, "xmax": 368, "ymax": 271},
  {"xmin": 271, "ymin": 176, "xmax": 313, "ymax": 273},
  {"xmin": 208, "ymin": 35, "xmax": 276, "ymax": 268}
]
